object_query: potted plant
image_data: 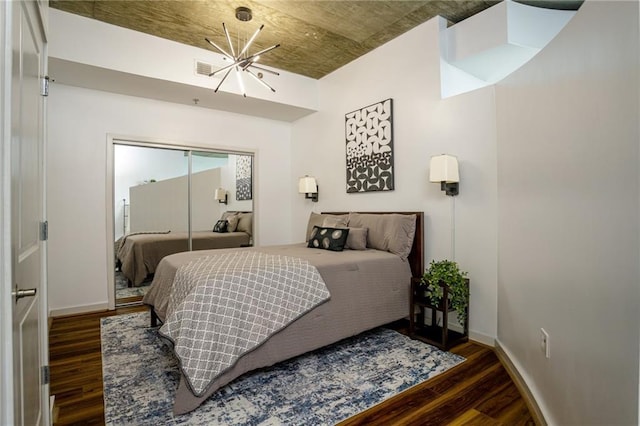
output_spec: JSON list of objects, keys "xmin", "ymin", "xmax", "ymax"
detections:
[{"xmin": 420, "ymin": 260, "xmax": 469, "ymax": 324}]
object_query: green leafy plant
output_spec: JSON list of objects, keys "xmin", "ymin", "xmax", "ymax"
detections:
[{"xmin": 420, "ymin": 260, "xmax": 469, "ymax": 324}]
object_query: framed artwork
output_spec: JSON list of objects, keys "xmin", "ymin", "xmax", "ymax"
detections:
[
  {"xmin": 236, "ymin": 155, "xmax": 252, "ymax": 201},
  {"xmin": 345, "ymin": 98, "xmax": 394, "ymax": 193}
]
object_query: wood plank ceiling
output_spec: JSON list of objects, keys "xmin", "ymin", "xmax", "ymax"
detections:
[{"xmin": 49, "ymin": 0, "xmax": 581, "ymax": 79}]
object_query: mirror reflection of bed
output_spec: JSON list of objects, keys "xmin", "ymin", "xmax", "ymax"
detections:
[{"xmin": 113, "ymin": 144, "xmax": 253, "ymax": 306}]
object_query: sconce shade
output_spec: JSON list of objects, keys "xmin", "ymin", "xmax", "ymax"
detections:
[
  {"xmin": 214, "ymin": 188, "xmax": 228, "ymax": 204},
  {"xmin": 214, "ymin": 188, "xmax": 226, "ymax": 200},
  {"xmin": 429, "ymin": 154, "xmax": 459, "ymax": 183},
  {"xmin": 298, "ymin": 176, "xmax": 319, "ymax": 202},
  {"xmin": 298, "ymin": 176, "xmax": 318, "ymax": 194}
]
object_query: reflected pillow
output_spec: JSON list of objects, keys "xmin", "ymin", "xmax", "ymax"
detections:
[
  {"xmin": 221, "ymin": 211, "xmax": 239, "ymax": 232},
  {"xmin": 226, "ymin": 215, "xmax": 239, "ymax": 232},
  {"xmin": 236, "ymin": 212, "xmax": 253, "ymax": 235},
  {"xmin": 307, "ymin": 226, "xmax": 349, "ymax": 252},
  {"xmin": 213, "ymin": 219, "xmax": 228, "ymax": 233}
]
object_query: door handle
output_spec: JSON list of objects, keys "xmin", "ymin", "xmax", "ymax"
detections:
[{"xmin": 12, "ymin": 285, "xmax": 37, "ymax": 302}]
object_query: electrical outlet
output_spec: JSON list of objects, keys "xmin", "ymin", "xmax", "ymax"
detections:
[{"xmin": 540, "ymin": 328, "xmax": 550, "ymax": 359}]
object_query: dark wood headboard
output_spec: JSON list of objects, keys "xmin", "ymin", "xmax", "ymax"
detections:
[{"xmin": 322, "ymin": 211, "xmax": 424, "ymax": 278}]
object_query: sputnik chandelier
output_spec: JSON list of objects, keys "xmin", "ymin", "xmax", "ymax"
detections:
[{"xmin": 205, "ymin": 6, "xmax": 280, "ymax": 97}]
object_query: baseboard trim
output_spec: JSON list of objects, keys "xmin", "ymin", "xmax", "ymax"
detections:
[
  {"xmin": 49, "ymin": 302, "xmax": 110, "ymax": 318},
  {"xmin": 494, "ymin": 340, "xmax": 547, "ymax": 426},
  {"xmin": 469, "ymin": 330, "xmax": 495, "ymax": 347}
]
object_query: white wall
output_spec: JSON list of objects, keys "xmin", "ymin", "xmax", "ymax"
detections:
[
  {"xmin": 47, "ymin": 84, "xmax": 292, "ymax": 314},
  {"xmin": 129, "ymin": 168, "xmax": 222, "ymax": 233},
  {"xmin": 495, "ymin": 1, "xmax": 639, "ymax": 424},
  {"xmin": 290, "ymin": 17, "xmax": 498, "ymax": 344},
  {"xmin": 114, "ymin": 145, "xmax": 190, "ymax": 239},
  {"xmin": 189, "ymin": 169, "xmax": 223, "ymax": 231},
  {"xmin": 113, "ymin": 145, "xmax": 232, "ymax": 239}
]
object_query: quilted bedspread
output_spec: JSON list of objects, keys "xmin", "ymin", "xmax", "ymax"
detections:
[{"xmin": 159, "ymin": 251, "xmax": 331, "ymax": 396}]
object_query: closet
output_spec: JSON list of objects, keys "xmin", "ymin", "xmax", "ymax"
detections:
[{"xmin": 110, "ymin": 141, "xmax": 254, "ymax": 306}]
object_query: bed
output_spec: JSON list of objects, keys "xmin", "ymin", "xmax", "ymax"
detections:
[
  {"xmin": 116, "ymin": 212, "xmax": 252, "ymax": 286},
  {"xmin": 143, "ymin": 211, "xmax": 424, "ymax": 415}
]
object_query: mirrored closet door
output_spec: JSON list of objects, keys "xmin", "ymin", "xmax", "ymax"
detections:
[{"xmin": 112, "ymin": 143, "xmax": 253, "ymax": 306}]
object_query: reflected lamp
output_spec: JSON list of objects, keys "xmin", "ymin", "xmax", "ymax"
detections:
[{"xmin": 214, "ymin": 188, "xmax": 228, "ymax": 204}]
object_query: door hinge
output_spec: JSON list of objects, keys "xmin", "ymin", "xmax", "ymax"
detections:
[
  {"xmin": 40, "ymin": 220, "xmax": 48, "ymax": 241},
  {"xmin": 40, "ymin": 76, "xmax": 49, "ymax": 97},
  {"xmin": 41, "ymin": 365, "xmax": 50, "ymax": 385}
]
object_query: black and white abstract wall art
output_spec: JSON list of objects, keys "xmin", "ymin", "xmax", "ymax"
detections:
[
  {"xmin": 235, "ymin": 155, "xmax": 252, "ymax": 201},
  {"xmin": 345, "ymin": 98, "xmax": 394, "ymax": 193}
]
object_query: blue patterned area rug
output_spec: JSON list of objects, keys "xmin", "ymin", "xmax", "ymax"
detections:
[
  {"xmin": 101, "ymin": 311, "xmax": 465, "ymax": 425},
  {"xmin": 115, "ymin": 271, "xmax": 150, "ymax": 300}
]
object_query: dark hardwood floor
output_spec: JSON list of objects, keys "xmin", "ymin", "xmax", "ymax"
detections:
[
  {"xmin": 49, "ymin": 307, "xmax": 536, "ymax": 425},
  {"xmin": 49, "ymin": 305, "xmax": 147, "ymax": 425}
]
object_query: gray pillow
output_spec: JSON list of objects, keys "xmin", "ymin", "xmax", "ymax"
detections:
[
  {"xmin": 322, "ymin": 216, "xmax": 348, "ymax": 228},
  {"xmin": 306, "ymin": 212, "xmax": 348, "ymax": 241},
  {"xmin": 347, "ymin": 213, "xmax": 416, "ymax": 260},
  {"xmin": 236, "ymin": 212, "xmax": 253, "ymax": 235},
  {"xmin": 345, "ymin": 227, "xmax": 367, "ymax": 250},
  {"xmin": 220, "ymin": 211, "xmax": 239, "ymax": 232},
  {"xmin": 220, "ymin": 211, "xmax": 236, "ymax": 220}
]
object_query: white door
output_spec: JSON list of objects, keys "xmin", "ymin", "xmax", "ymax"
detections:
[{"xmin": 3, "ymin": 1, "xmax": 49, "ymax": 425}]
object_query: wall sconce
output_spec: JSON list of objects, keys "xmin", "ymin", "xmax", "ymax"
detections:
[
  {"xmin": 298, "ymin": 176, "xmax": 319, "ymax": 202},
  {"xmin": 429, "ymin": 154, "xmax": 459, "ymax": 196},
  {"xmin": 214, "ymin": 188, "xmax": 228, "ymax": 204}
]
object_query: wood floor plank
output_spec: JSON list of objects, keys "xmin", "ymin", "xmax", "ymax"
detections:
[
  {"xmin": 450, "ymin": 341, "xmax": 490, "ymax": 359},
  {"xmin": 397, "ymin": 364, "xmax": 510, "ymax": 425},
  {"xmin": 476, "ymin": 379, "xmax": 526, "ymax": 417},
  {"xmin": 448, "ymin": 408, "xmax": 503, "ymax": 426},
  {"xmin": 50, "ymin": 307, "xmax": 536, "ymax": 426},
  {"xmin": 339, "ymin": 385, "xmax": 442, "ymax": 425},
  {"xmin": 422, "ymin": 349, "xmax": 499, "ymax": 394}
]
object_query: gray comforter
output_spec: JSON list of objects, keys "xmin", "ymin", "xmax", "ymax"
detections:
[{"xmin": 160, "ymin": 251, "xmax": 330, "ymax": 396}]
